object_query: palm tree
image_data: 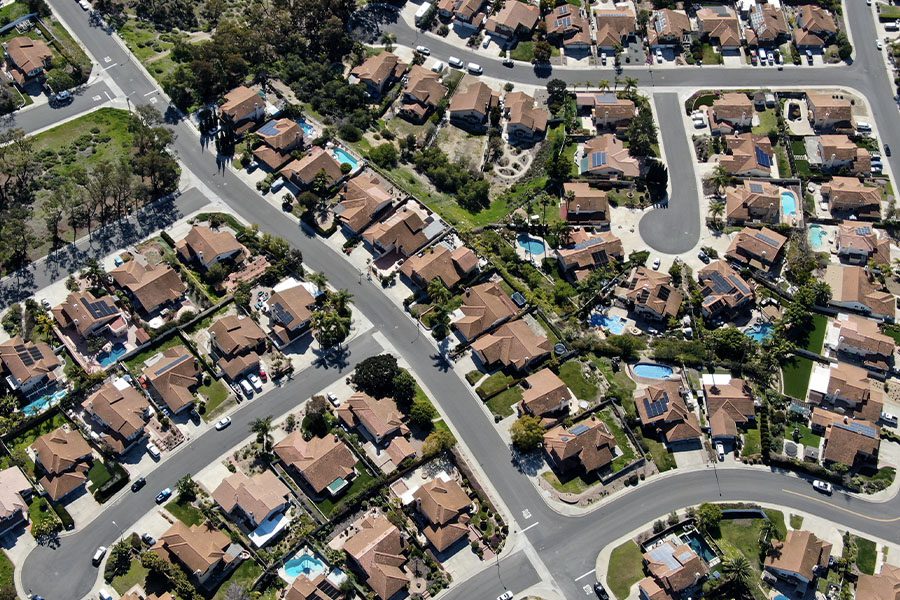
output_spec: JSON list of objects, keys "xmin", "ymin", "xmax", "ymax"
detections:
[
  {"xmin": 329, "ymin": 289, "xmax": 353, "ymax": 318},
  {"xmin": 623, "ymin": 76, "xmax": 638, "ymax": 96},
  {"xmin": 312, "ymin": 310, "xmax": 351, "ymax": 349},
  {"xmin": 709, "ymin": 201, "xmax": 725, "ymax": 229},
  {"xmin": 598, "ymin": 79, "xmax": 610, "ymax": 92},
  {"xmin": 710, "ymin": 164, "xmax": 731, "ymax": 196},
  {"xmin": 307, "ymin": 272, "xmax": 328, "ymax": 294},
  {"xmin": 251, "ymin": 416, "xmax": 274, "ymax": 455},
  {"xmin": 721, "ymin": 554, "xmax": 753, "ymax": 592}
]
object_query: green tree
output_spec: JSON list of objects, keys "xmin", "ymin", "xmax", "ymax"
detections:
[
  {"xmin": 546, "ymin": 79, "xmax": 568, "ymax": 114},
  {"xmin": 351, "ymin": 354, "xmax": 401, "ymax": 398},
  {"xmin": 705, "ymin": 326, "xmax": 754, "ymax": 362},
  {"xmin": 368, "ymin": 143, "xmax": 398, "ymax": 168},
  {"xmin": 104, "ymin": 539, "xmax": 132, "ymax": 581},
  {"xmin": 251, "ymin": 416, "xmax": 274, "ymax": 454},
  {"xmin": 423, "ymin": 428, "xmax": 456, "ymax": 457},
  {"xmin": 510, "ymin": 415, "xmax": 545, "ymax": 451},
  {"xmin": 176, "ymin": 474, "xmax": 198, "ymax": 502},
  {"xmin": 625, "ymin": 109, "xmax": 657, "ymax": 158},
  {"xmin": 695, "ymin": 503, "xmax": 723, "ymax": 533},
  {"xmin": 710, "ymin": 164, "xmax": 731, "ymax": 196},
  {"xmin": 722, "ymin": 553, "xmax": 753, "ymax": 591},
  {"xmin": 311, "ymin": 309, "xmax": 351, "ymax": 349},
  {"xmin": 393, "ymin": 369, "xmax": 417, "ymax": 408},
  {"xmin": 409, "ymin": 397, "xmax": 437, "ymax": 429},
  {"xmin": 533, "ymin": 40, "xmax": 553, "ymax": 63},
  {"xmin": 645, "ymin": 159, "xmax": 668, "ymax": 201}
]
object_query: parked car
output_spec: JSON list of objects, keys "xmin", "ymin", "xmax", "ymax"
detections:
[
  {"xmin": 130, "ymin": 476, "xmax": 146, "ymax": 492},
  {"xmin": 600, "ymin": 52, "xmax": 607, "ymax": 65},
  {"xmin": 155, "ymin": 488, "xmax": 172, "ymax": 503},
  {"xmin": 248, "ymin": 373, "xmax": 263, "ymax": 392},
  {"xmin": 885, "ymin": 144, "xmax": 892, "ymax": 157},
  {"xmin": 39, "ymin": 298, "xmax": 51, "ymax": 310},
  {"xmin": 496, "ymin": 592, "xmax": 513, "ymax": 600},
  {"xmin": 448, "ymin": 56, "xmax": 464, "ymax": 69},
  {"xmin": 482, "ymin": 37, "xmax": 490, "ymax": 49},
  {"xmin": 51, "ymin": 90, "xmax": 73, "ymax": 106},
  {"xmin": 259, "ymin": 369, "xmax": 268, "ymax": 382},
  {"xmin": 98, "ymin": 590, "xmax": 113, "ymax": 600},
  {"xmin": 812, "ymin": 480, "xmax": 833, "ymax": 494},
  {"xmin": 881, "ymin": 411, "xmax": 898, "ymax": 426},
  {"xmin": 655, "ymin": 49, "xmax": 663, "ymax": 63},
  {"xmin": 876, "ymin": 39, "xmax": 883, "ymax": 50},
  {"xmin": 594, "ymin": 582, "xmax": 610, "ymax": 599},
  {"xmin": 270, "ymin": 178, "xmax": 285, "ymax": 193},
  {"xmin": 430, "ymin": 60, "xmax": 444, "ymax": 73},
  {"xmin": 698, "ymin": 250, "xmax": 710, "ymax": 263},
  {"xmin": 502, "ymin": 57, "xmax": 514, "ymax": 67},
  {"xmin": 79, "ymin": 0, "xmax": 91, "ymax": 10},
  {"xmin": 652, "ymin": 257, "xmax": 661, "ymax": 270},
  {"xmin": 146, "ymin": 444, "xmax": 161, "ymax": 460},
  {"xmin": 806, "ymin": 49, "xmax": 814, "ymax": 64},
  {"xmin": 415, "ymin": 45, "xmax": 430, "ymax": 55},
  {"xmin": 141, "ymin": 533, "xmax": 155, "ymax": 546},
  {"xmin": 239, "ymin": 379, "xmax": 254, "ymax": 398},
  {"xmin": 715, "ymin": 442, "xmax": 725, "ymax": 461},
  {"xmin": 92, "ymin": 546, "xmax": 107, "ymax": 566},
  {"xmin": 467, "ymin": 62, "xmax": 483, "ymax": 74},
  {"xmin": 215, "ymin": 417, "xmax": 232, "ymax": 431}
]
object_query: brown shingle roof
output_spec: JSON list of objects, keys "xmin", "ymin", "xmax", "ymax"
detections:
[
  {"xmin": 450, "ymin": 81, "xmax": 500, "ymax": 120},
  {"xmin": 834, "ymin": 314, "xmax": 895, "ymax": 359},
  {"xmin": 713, "ymin": 93, "xmax": 753, "ymax": 123},
  {"xmin": 143, "ymin": 346, "xmax": 199, "ymax": 413},
  {"xmin": 697, "ymin": 6, "xmax": 741, "ymax": 47},
  {"xmin": 363, "ymin": 205, "xmax": 430, "ymax": 257},
  {"xmin": 453, "ymin": 280, "xmax": 518, "ymax": 340},
  {"xmin": 337, "ymin": 392, "xmax": 409, "ymax": 442},
  {"xmin": 176, "ymin": 225, "xmax": 246, "ymax": 267},
  {"xmin": 471, "ymin": 319, "xmax": 551, "ymax": 370},
  {"xmin": 806, "ymin": 92, "xmax": 852, "ymax": 125},
  {"xmin": 485, "ymin": 1, "xmax": 541, "ymax": 35},
  {"xmin": 53, "ymin": 291, "xmax": 123, "ymax": 338},
  {"xmin": 725, "ymin": 179, "xmax": 780, "ymax": 223},
  {"xmin": 266, "ymin": 284, "xmax": 316, "ymax": 345},
  {"xmin": 521, "ymin": 367, "xmax": 572, "ymax": 417},
  {"xmin": 280, "ymin": 146, "xmax": 344, "ymax": 187},
  {"xmin": 335, "ymin": 171, "xmax": 393, "ymax": 233},
  {"xmin": 0, "ymin": 467, "xmax": 30, "ymax": 521},
  {"xmin": 583, "ymin": 134, "xmax": 639, "ymax": 177},
  {"xmin": 0, "ymin": 336, "xmax": 59, "ymax": 388},
  {"xmin": 544, "ymin": 415, "xmax": 618, "ymax": 473},
  {"xmin": 32, "ymin": 427, "xmax": 92, "ymax": 475},
  {"xmin": 210, "ymin": 315, "xmax": 266, "ymax": 357},
  {"xmin": 556, "ymin": 232, "xmax": 624, "ymax": 278},
  {"xmin": 624, "ymin": 267, "xmax": 682, "ymax": 319},
  {"xmin": 212, "ymin": 470, "xmax": 290, "ymax": 525},
  {"xmin": 823, "ymin": 417, "xmax": 880, "ymax": 466},
  {"xmin": 720, "ymin": 133, "xmax": 772, "ymax": 175},
  {"xmin": 824, "ymin": 264, "xmax": 895, "ymax": 318},
  {"xmin": 400, "ymin": 244, "xmax": 477, "ymax": 289},
  {"xmin": 856, "ymin": 563, "xmax": 900, "ymax": 600},
  {"xmin": 562, "ymin": 182, "xmax": 609, "ymax": 224},
  {"xmin": 698, "ymin": 260, "xmax": 754, "ymax": 317},
  {"xmin": 83, "ymin": 381, "xmax": 149, "ymax": 445},
  {"xmin": 220, "ymin": 86, "xmax": 263, "ymax": 121},
  {"xmin": 644, "ymin": 541, "xmax": 710, "ymax": 593},
  {"xmin": 350, "ymin": 52, "xmax": 407, "ymax": 90},
  {"xmin": 797, "ymin": 5, "xmax": 837, "ymax": 36},
  {"xmin": 593, "ymin": 4, "xmax": 637, "ymax": 47},
  {"xmin": 152, "ymin": 521, "xmax": 236, "ymax": 575},
  {"xmin": 765, "ymin": 530, "xmax": 832, "ymax": 581},
  {"xmin": 747, "ymin": 3, "xmax": 787, "ymax": 42},
  {"xmin": 110, "ymin": 261, "xmax": 186, "ymax": 314},
  {"xmin": 725, "ymin": 226, "xmax": 787, "ymax": 272},
  {"xmin": 274, "ymin": 432, "xmax": 356, "ymax": 494},
  {"xmin": 414, "ymin": 477, "xmax": 470, "ymax": 525},
  {"xmin": 256, "ymin": 118, "xmax": 304, "ymax": 153},
  {"xmin": 505, "ymin": 91, "xmax": 549, "ymax": 137},
  {"xmin": 343, "ymin": 515, "xmax": 409, "ymax": 600},
  {"xmin": 647, "ymin": 9, "xmax": 691, "ymax": 45},
  {"xmin": 5, "ymin": 37, "xmax": 51, "ymax": 75},
  {"xmin": 402, "ymin": 65, "xmax": 447, "ymax": 108},
  {"xmin": 837, "ymin": 221, "xmax": 889, "ymax": 264},
  {"xmin": 635, "ymin": 381, "xmax": 702, "ymax": 443},
  {"xmin": 822, "ymin": 176, "xmax": 881, "ymax": 216}
]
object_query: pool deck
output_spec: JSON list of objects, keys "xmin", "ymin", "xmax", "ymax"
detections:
[{"xmin": 514, "ymin": 234, "xmax": 550, "ymax": 267}]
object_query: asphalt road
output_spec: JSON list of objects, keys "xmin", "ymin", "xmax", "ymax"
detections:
[
  {"xmin": 0, "ymin": 79, "xmax": 115, "ymax": 133},
  {"xmin": 13, "ymin": 2, "xmax": 900, "ymax": 599}
]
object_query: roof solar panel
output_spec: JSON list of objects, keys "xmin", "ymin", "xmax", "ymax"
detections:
[
  {"xmin": 27, "ymin": 346, "xmax": 43, "ymax": 363},
  {"xmin": 658, "ymin": 286, "xmax": 671, "ymax": 300},
  {"xmin": 648, "ymin": 545, "xmax": 681, "ymax": 571},
  {"xmin": 728, "ymin": 274, "xmax": 751, "ymax": 295},
  {"xmin": 16, "ymin": 345, "xmax": 35, "ymax": 366},
  {"xmin": 643, "ymin": 393, "xmax": 670, "ymax": 418},
  {"xmin": 556, "ymin": 16, "xmax": 572, "ymax": 27},
  {"xmin": 595, "ymin": 93, "xmax": 617, "ymax": 105},
  {"xmin": 755, "ymin": 146, "xmax": 772, "ymax": 168},
  {"xmin": 154, "ymin": 353, "xmax": 192, "ymax": 377},
  {"xmin": 257, "ymin": 120, "xmax": 280, "ymax": 137},
  {"xmin": 654, "ymin": 13, "xmax": 667, "ymax": 32},
  {"xmin": 591, "ymin": 151, "xmax": 608, "ymax": 168},
  {"xmin": 855, "ymin": 226, "xmax": 872, "ymax": 235},
  {"xmin": 270, "ymin": 301, "xmax": 294, "ymax": 327},
  {"xmin": 570, "ymin": 423, "xmax": 591, "ymax": 436},
  {"xmin": 707, "ymin": 271, "xmax": 731, "ymax": 295},
  {"xmin": 749, "ymin": 183, "xmax": 763, "ymax": 193},
  {"xmin": 839, "ymin": 421, "xmax": 878, "ymax": 438}
]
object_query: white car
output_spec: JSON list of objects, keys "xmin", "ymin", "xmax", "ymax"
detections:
[
  {"xmin": 415, "ymin": 45, "xmax": 430, "ymax": 56},
  {"xmin": 497, "ymin": 592, "xmax": 514, "ymax": 600},
  {"xmin": 79, "ymin": 0, "xmax": 91, "ymax": 9},
  {"xmin": 652, "ymin": 258, "xmax": 661, "ymax": 270},
  {"xmin": 600, "ymin": 52, "xmax": 607, "ymax": 65},
  {"xmin": 239, "ymin": 379, "xmax": 254, "ymax": 397},
  {"xmin": 146, "ymin": 443, "xmax": 161, "ymax": 460},
  {"xmin": 482, "ymin": 37, "xmax": 490, "ymax": 49},
  {"xmin": 692, "ymin": 118, "xmax": 706, "ymax": 128},
  {"xmin": 715, "ymin": 442, "xmax": 725, "ymax": 461},
  {"xmin": 655, "ymin": 49, "xmax": 663, "ymax": 63},
  {"xmin": 881, "ymin": 412, "xmax": 898, "ymax": 426},
  {"xmin": 248, "ymin": 373, "xmax": 263, "ymax": 392},
  {"xmin": 812, "ymin": 480, "xmax": 833, "ymax": 495},
  {"xmin": 270, "ymin": 178, "xmax": 285, "ymax": 193},
  {"xmin": 448, "ymin": 56, "xmax": 464, "ymax": 69},
  {"xmin": 467, "ymin": 62, "xmax": 483, "ymax": 74},
  {"xmin": 215, "ymin": 417, "xmax": 231, "ymax": 431},
  {"xmin": 92, "ymin": 546, "xmax": 107, "ymax": 566},
  {"xmin": 327, "ymin": 392, "xmax": 340, "ymax": 406},
  {"xmin": 876, "ymin": 39, "xmax": 883, "ymax": 50}
]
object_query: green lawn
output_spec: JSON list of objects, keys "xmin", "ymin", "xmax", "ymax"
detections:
[
  {"xmin": 646, "ymin": 438, "xmax": 676, "ymax": 472},
  {"xmin": 764, "ymin": 509, "xmax": 787, "ymax": 540},
  {"xmin": 199, "ymin": 379, "xmax": 231, "ymax": 419},
  {"xmin": 752, "ymin": 109, "xmax": 778, "ymax": 135},
  {"xmin": 88, "ymin": 461, "xmax": 113, "ymax": 489},
  {"xmin": 714, "ymin": 512, "xmax": 784, "ymax": 571},
  {"xmin": 790, "ymin": 139, "xmax": 808, "ymax": 156},
  {"xmin": 314, "ymin": 465, "xmax": 375, "ymax": 516},
  {"xmin": 213, "ymin": 560, "xmax": 263, "ymax": 600},
  {"xmin": 110, "ymin": 559, "xmax": 150, "ymax": 595},
  {"xmin": 165, "ymin": 499, "xmax": 204, "ymax": 526},
  {"xmin": 607, "ymin": 540, "xmax": 644, "ymax": 600},
  {"xmin": 781, "ymin": 356, "xmax": 814, "ymax": 400},
  {"xmin": 33, "ymin": 108, "xmax": 133, "ymax": 171},
  {"xmin": 591, "ymin": 355, "xmax": 637, "ymax": 417},
  {"xmin": 855, "ymin": 536, "xmax": 877, "ymax": 575},
  {"xmin": 794, "ymin": 159, "xmax": 812, "ymax": 177},
  {"xmin": 790, "ymin": 514, "xmax": 804, "ymax": 529},
  {"xmin": 598, "ymin": 410, "xmax": 636, "ymax": 472},
  {"xmin": 465, "ymin": 369, "xmax": 484, "ymax": 386},
  {"xmin": 476, "ymin": 372, "xmax": 516, "ymax": 399},
  {"xmin": 701, "ymin": 43, "xmax": 723, "ymax": 64},
  {"xmin": 125, "ymin": 336, "xmax": 190, "ymax": 373},
  {"xmin": 789, "ymin": 422, "xmax": 821, "ymax": 448},
  {"xmin": 558, "ymin": 361, "xmax": 598, "ymax": 401},
  {"xmin": 508, "ymin": 41, "xmax": 560, "ymax": 62},
  {"xmin": 485, "ymin": 386, "xmax": 522, "ymax": 418},
  {"xmin": 28, "ymin": 498, "xmax": 59, "ymax": 534},
  {"xmin": 541, "ymin": 470, "xmax": 596, "ymax": 494},
  {"xmin": 0, "ymin": 2, "xmax": 29, "ymax": 26},
  {"xmin": 742, "ymin": 428, "xmax": 762, "ymax": 457},
  {"xmin": 0, "ymin": 549, "xmax": 13, "ymax": 594},
  {"xmin": 775, "ymin": 144, "xmax": 792, "ymax": 177},
  {"xmin": 118, "ymin": 18, "xmax": 181, "ymax": 83},
  {"xmin": 804, "ymin": 314, "xmax": 828, "ymax": 353}
]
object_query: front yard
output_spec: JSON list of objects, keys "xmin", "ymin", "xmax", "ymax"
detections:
[
  {"xmin": 165, "ymin": 498, "xmax": 204, "ymax": 526},
  {"xmin": 213, "ymin": 560, "xmax": 263, "ymax": 600},
  {"xmin": 485, "ymin": 386, "xmax": 523, "ymax": 418},
  {"xmin": 607, "ymin": 540, "xmax": 644, "ymax": 600}
]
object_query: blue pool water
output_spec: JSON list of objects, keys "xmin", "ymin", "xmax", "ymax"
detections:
[
  {"xmin": 22, "ymin": 389, "xmax": 67, "ymax": 417},
  {"xmin": 97, "ymin": 343, "xmax": 127, "ymax": 368},
  {"xmin": 682, "ymin": 531, "xmax": 717, "ymax": 563},
  {"xmin": 808, "ymin": 225, "xmax": 828, "ymax": 251},
  {"xmin": 297, "ymin": 120, "xmax": 316, "ymax": 137},
  {"xmin": 633, "ymin": 363, "xmax": 675, "ymax": 379},
  {"xmin": 284, "ymin": 552, "xmax": 327, "ymax": 580},
  {"xmin": 590, "ymin": 313, "xmax": 627, "ymax": 335},
  {"xmin": 745, "ymin": 322, "xmax": 774, "ymax": 343},
  {"xmin": 331, "ymin": 147, "xmax": 359, "ymax": 171},
  {"xmin": 780, "ymin": 191, "xmax": 798, "ymax": 217},
  {"xmin": 517, "ymin": 235, "xmax": 546, "ymax": 255},
  {"xmin": 774, "ymin": 596, "xmax": 790, "ymax": 600}
]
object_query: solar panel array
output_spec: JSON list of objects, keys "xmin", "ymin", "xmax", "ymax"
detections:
[
  {"xmin": 756, "ymin": 232, "xmax": 780, "ymax": 248},
  {"xmin": 728, "ymin": 274, "xmax": 751, "ymax": 295},
  {"xmin": 706, "ymin": 271, "xmax": 732, "ymax": 295},
  {"xmin": 14, "ymin": 344, "xmax": 43, "ymax": 366},
  {"xmin": 855, "ymin": 226, "xmax": 872, "ymax": 236},
  {"xmin": 154, "ymin": 353, "xmax": 192, "ymax": 377},
  {"xmin": 838, "ymin": 421, "xmax": 878, "ymax": 438},
  {"xmin": 570, "ymin": 423, "xmax": 591, "ymax": 436},
  {"xmin": 270, "ymin": 301, "xmax": 295, "ymax": 327},
  {"xmin": 654, "ymin": 13, "xmax": 667, "ymax": 33},
  {"xmin": 80, "ymin": 296, "xmax": 118, "ymax": 319},
  {"xmin": 591, "ymin": 151, "xmax": 608, "ymax": 168},
  {"xmin": 755, "ymin": 146, "xmax": 772, "ymax": 168},
  {"xmin": 658, "ymin": 286, "xmax": 671, "ymax": 300},
  {"xmin": 595, "ymin": 93, "xmax": 617, "ymax": 105},
  {"xmin": 257, "ymin": 120, "xmax": 280, "ymax": 137},
  {"xmin": 572, "ymin": 236, "xmax": 609, "ymax": 251},
  {"xmin": 749, "ymin": 182, "xmax": 764, "ymax": 194},
  {"xmin": 647, "ymin": 545, "xmax": 680, "ymax": 571},
  {"xmin": 555, "ymin": 16, "xmax": 572, "ymax": 27},
  {"xmin": 643, "ymin": 391, "xmax": 670, "ymax": 418}
]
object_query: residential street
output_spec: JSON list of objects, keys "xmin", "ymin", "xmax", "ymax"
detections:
[{"xmin": 10, "ymin": 1, "xmax": 900, "ymax": 599}]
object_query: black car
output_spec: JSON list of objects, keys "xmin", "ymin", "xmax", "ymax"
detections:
[
  {"xmin": 130, "ymin": 476, "xmax": 146, "ymax": 492},
  {"xmin": 885, "ymin": 144, "xmax": 892, "ymax": 157},
  {"xmin": 594, "ymin": 582, "xmax": 609, "ymax": 599}
]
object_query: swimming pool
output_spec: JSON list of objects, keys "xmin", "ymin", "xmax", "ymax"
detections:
[
  {"xmin": 283, "ymin": 551, "xmax": 327, "ymax": 581},
  {"xmin": 681, "ymin": 531, "xmax": 717, "ymax": 563},
  {"xmin": 297, "ymin": 119, "xmax": 316, "ymax": 137},
  {"xmin": 774, "ymin": 596, "xmax": 790, "ymax": 600},
  {"xmin": 590, "ymin": 313, "xmax": 627, "ymax": 335},
  {"xmin": 97, "ymin": 343, "xmax": 127, "ymax": 368},
  {"xmin": 331, "ymin": 147, "xmax": 359, "ymax": 171},
  {"xmin": 633, "ymin": 363, "xmax": 675, "ymax": 379},
  {"xmin": 517, "ymin": 235, "xmax": 546, "ymax": 256},
  {"xmin": 744, "ymin": 322, "xmax": 774, "ymax": 343},
  {"xmin": 780, "ymin": 190, "xmax": 798, "ymax": 218},
  {"xmin": 808, "ymin": 224, "xmax": 828, "ymax": 251},
  {"xmin": 22, "ymin": 389, "xmax": 67, "ymax": 417}
]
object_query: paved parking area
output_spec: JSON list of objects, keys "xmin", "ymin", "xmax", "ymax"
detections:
[{"xmin": 672, "ymin": 448, "xmax": 707, "ymax": 469}]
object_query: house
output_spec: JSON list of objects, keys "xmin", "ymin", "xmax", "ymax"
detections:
[
  {"xmin": 0, "ymin": 337, "xmax": 60, "ymax": 396},
  {"xmin": 31, "ymin": 426, "xmax": 93, "ymax": 502},
  {"xmin": 697, "ymin": 260, "xmax": 754, "ymax": 319},
  {"xmin": 806, "ymin": 93, "xmax": 852, "ymax": 130},
  {"xmin": 545, "ymin": 5, "xmax": 592, "ymax": 52},
  {"xmin": 764, "ymin": 530, "xmax": 832, "ymax": 587},
  {"xmin": 484, "ymin": 1, "xmax": 541, "ymax": 41},
  {"xmin": 280, "ymin": 146, "xmax": 344, "ymax": 189},
  {"xmin": 593, "ymin": 4, "xmax": 637, "ymax": 51},
  {"xmin": 142, "ymin": 346, "xmax": 200, "ymax": 414},
  {"xmin": 413, "ymin": 476, "xmax": 472, "ymax": 552},
  {"xmin": 855, "ymin": 562, "xmax": 900, "ymax": 600},
  {"xmin": 725, "ymin": 180, "xmax": 780, "ymax": 224},
  {"xmin": 836, "ymin": 221, "xmax": 890, "ymax": 265},
  {"xmin": 53, "ymin": 291, "xmax": 127, "ymax": 340},
  {"xmin": 4, "ymin": 37, "xmax": 52, "ymax": 85},
  {"xmin": 110, "ymin": 261, "xmax": 186, "ymax": 317},
  {"xmin": 220, "ymin": 86, "xmax": 265, "ymax": 130},
  {"xmin": 452, "ymin": 280, "xmax": 519, "ymax": 341},
  {"xmin": 449, "ymin": 81, "xmax": 500, "ymax": 132},
  {"xmin": 555, "ymin": 231, "xmax": 625, "ymax": 281},
  {"xmin": 398, "ymin": 65, "xmax": 447, "ymax": 123},
  {"xmin": 640, "ymin": 540, "xmax": 709, "ymax": 597},
  {"xmin": 211, "ymin": 470, "xmax": 291, "ymax": 532},
  {"xmin": 252, "ymin": 118, "xmax": 305, "ymax": 172},
  {"xmin": 209, "ymin": 315, "xmax": 266, "ymax": 380},
  {"xmin": 813, "ymin": 409, "xmax": 880, "ymax": 468},
  {"xmin": 824, "ymin": 264, "xmax": 894, "ymax": 320},
  {"xmin": 437, "ymin": 0, "xmax": 485, "ymax": 30},
  {"xmin": 471, "ymin": 319, "xmax": 551, "ymax": 372},
  {"xmin": 581, "ymin": 134, "xmax": 639, "ymax": 178},
  {"xmin": 400, "ymin": 244, "xmax": 478, "ymax": 290},
  {"xmin": 266, "ymin": 282, "xmax": 317, "ymax": 347},
  {"xmin": 725, "ymin": 226, "xmax": 787, "ymax": 273},
  {"xmin": 794, "ymin": 5, "xmax": 837, "ymax": 50},
  {"xmin": 0, "ymin": 467, "xmax": 31, "ymax": 534},
  {"xmin": 646, "ymin": 9, "xmax": 692, "ymax": 48},
  {"xmin": 176, "ymin": 225, "xmax": 247, "ymax": 272},
  {"xmin": 561, "ymin": 182, "xmax": 609, "ymax": 227},
  {"xmin": 744, "ymin": 3, "xmax": 788, "ymax": 46},
  {"xmin": 337, "ymin": 392, "xmax": 409, "ymax": 444},
  {"xmin": 343, "ymin": 515, "xmax": 409, "ymax": 600},
  {"xmin": 504, "ymin": 91, "xmax": 549, "ymax": 142},
  {"xmin": 583, "ymin": 93, "xmax": 636, "ymax": 130},
  {"xmin": 704, "ymin": 378, "xmax": 755, "ymax": 441},
  {"xmin": 350, "ymin": 52, "xmax": 407, "ymax": 99},
  {"xmin": 152, "ymin": 521, "xmax": 243, "ymax": 586},
  {"xmin": 827, "ymin": 313, "xmax": 895, "ymax": 366},
  {"xmin": 285, "ymin": 574, "xmax": 344, "ymax": 600},
  {"xmin": 386, "ymin": 436, "xmax": 416, "ymax": 467},
  {"xmin": 274, "ymin": 432, "xmax": 357, "ymax": 496},
  {"xmin": 635, "ymin": 381, "xmax": 702, "ymax": 445},
  {"xmin": 815, "ymin": 135, "xmax": 871, "ymax": 175},
  {"xmin": 807, "ymin": 361, "xmax": 884, "ymax": 422},
  {"xmin": 719, "ymin": 134, "xmax": 773, "ymax": 177},
  {"xmin": 544, "ymin": 415, "xmax": 618, "ymax": 474},
  {"xmin": 363, "ymin": 203, "xmax": 440, "ymax": 258},
  {"xmin": 82, "ymin": 380, "xmax": 149, "ymax": 455},
  {"xmin": 520, "ymin": 368, "xmax": 573, "ymax": 418},
  {"xmin": 821, "ymin": 177, "xmax": 881, "ymax": 218},
  {"xmin": 334, "ymin": 171, "xmax": 394, "ymax": 236},
  {"xmin": 709, "ymin": 93, "xmax": 753, "ymax": 133},
  {"xmin": 697, "ymin": 6, "xmax": 742, "ymax": 49},
  {"xmin": 622, "ymin": 267, "xmax": 683, "ymax": 322}
]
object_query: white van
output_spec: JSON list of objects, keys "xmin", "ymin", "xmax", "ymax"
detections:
[
  {"xmin": 430, "ymin": 60, "xmax": 444, "ymax": 73},
  {"xmin": 146, "ymin": 443, "xmax": 161, "ymax": 460},
  {"xmin": 856, "ymin": 121, "xmax": 872, "ymax": 133},
  {"xmin": 99, "ymin": 590, "xmax": 113, "ymax": 600},
  {"xmin": 239, "ymin": 379, "xmax": 254, "ymax": 398},
  {"xmin": 467, "ymin": 62, "xmax": 483, "ymax": 74},
  {"xmin": 448, "ymin": 56, "xmax": 464, "ymax": 69}
]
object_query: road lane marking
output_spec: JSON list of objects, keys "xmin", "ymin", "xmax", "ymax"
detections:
[
  {"xmin": 520, "ymin": 521, "xmax": 539, "ymax": 533},
  {"xmin": 782, "ymin": 489, "xmax": 900, "ymax": 522},
  {"xmin": 149, "ymin": 97, "xmax": 157, "ymax": 104},
  {"xmin": 102, "ymin": 63, "xmax": 117, "ymax": 71},
  {"xmin": 103, "ymin": 56, "xmax": 111, "ymax": 63},
  {"xmin": 575, "ymin": 569, "xmax": 596, "ymax": 582},
  {"xmin": 522, "ymin": 509, "xmax": 531, "ymax": 519},
  {"xmin": 92, "ymin": 94, "xmax": 101, "ymax": 101},
  {"xmin": 144, "ymin": 90, "xmax": 156, "ymax": 96},
  {"xmin": 104, "ymin": 91, "xmax": 112, "ymax": 101},
  {"xmin": 583, "ymin": 584, "xmax": 593, "ymax": 595}
]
